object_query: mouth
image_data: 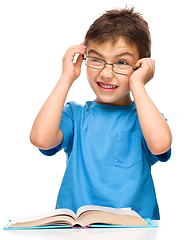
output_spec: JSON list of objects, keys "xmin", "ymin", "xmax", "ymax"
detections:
[{"xmin": 97, "ymin": 82, "xmax": 118, "ymax": 91}]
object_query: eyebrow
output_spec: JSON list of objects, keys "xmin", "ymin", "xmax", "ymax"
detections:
[
  {"xmin": 116, "ymin": 52, "xmax": 134, "ymax": 58},
  {"xmin": 87, "ymin": 49, "xmax": 104, "ymax": 58},
  {"xmin": 87, "ymin": 49, "xmax": 134, "ymax": 59}
]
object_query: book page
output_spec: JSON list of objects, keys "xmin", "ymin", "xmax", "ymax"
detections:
[
  {"xmin": 76, "ymin": 205, "xmax": 137, "ymax": 218},
  {"xmin": 76, "ymin": 210, "xmax": 148, "ymax": 227},
  {"xmin": 11, "ymin": 209, "xmax": 76, "ymax": 225}
]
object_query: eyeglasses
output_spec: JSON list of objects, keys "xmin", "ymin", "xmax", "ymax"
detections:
[{"xmin": 82, "ymin": 55, "xmax": 137, "ymax": 76}]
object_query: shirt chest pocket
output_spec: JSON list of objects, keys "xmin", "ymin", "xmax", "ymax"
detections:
[{"xmin": 115, "ymin": 129, "xmax": 143, "ymax": 169}]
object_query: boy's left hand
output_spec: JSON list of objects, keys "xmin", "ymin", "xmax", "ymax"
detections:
[{"xmin": 129, "ymin": 58, "xmax": 155, "ymax": 87}]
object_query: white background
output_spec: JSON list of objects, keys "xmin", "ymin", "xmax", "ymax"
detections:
[{"xmin": 1, "ymin": 0, "xmax": 194, "ymax": 239}]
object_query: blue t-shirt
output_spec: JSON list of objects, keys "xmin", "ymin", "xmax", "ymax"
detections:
[{"xmin": 40, "ymin": 101, "xmax": 171, "ymax": 220}]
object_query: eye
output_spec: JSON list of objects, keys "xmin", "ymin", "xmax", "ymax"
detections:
[
  {"xmin": 91, "ymin": 58, "xmax": 102, "ymax": 63},
  {"xmin": 117, "ymin": 60, "xmax": 129, "ymax": 66},
  {"xmin": 87, "ymin": 57, "xmax": 104, "ymax": 67}
]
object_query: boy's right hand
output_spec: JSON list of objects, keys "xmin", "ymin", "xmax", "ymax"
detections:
[
  {"xmin": 61, "ymin": 44, "xmax": 86, "ymax": 84},
  {"xmin": 30, "ymin": 43, "xmax": 86, "ymax": 150}
]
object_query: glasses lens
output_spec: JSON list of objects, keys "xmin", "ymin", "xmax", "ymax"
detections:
[
  {"xmin": 113, "ymin": 63, "xmax": 133, "ymax": 75},
  {"xmin": 85, "ymin": 57, "xmax": 104, "ymax": 69}
]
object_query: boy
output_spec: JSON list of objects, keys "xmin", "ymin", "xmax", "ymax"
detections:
[{"xmin": 30, "ymin": 7, "xmax": 172, "ymax": 220}]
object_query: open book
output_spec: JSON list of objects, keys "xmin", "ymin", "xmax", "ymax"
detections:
[{"xmin": 4, "ymin": 205, "xmax": 152, "ymax": 229}]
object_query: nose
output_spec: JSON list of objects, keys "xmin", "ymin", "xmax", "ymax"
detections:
[{"xmin": 100, "ymin": 63, "xmax": 113, "ymax": 80}]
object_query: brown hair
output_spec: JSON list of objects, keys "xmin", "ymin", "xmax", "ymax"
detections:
[{"xmin": 84, "ymin": 7, "xmax": 151, "ymax": 58}]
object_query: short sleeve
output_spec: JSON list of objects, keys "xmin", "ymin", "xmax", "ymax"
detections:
[
  {"xmin": 59, "ymin": 102, "xmax": 74, "ymax": 152},
  {"xmin": 142, "ymin": 137, "xmax": 171, "ymax": 166},
  {"xmin": 39, "ymin": 142, "xmax": 63, "ymax": 156},
  {"xmin": 155, "ymin": 148, "xmax": 171, "ymax": 162},
  {"xmin": 39, "ymin": 102, "xmax": 74, "ymax": 156}
]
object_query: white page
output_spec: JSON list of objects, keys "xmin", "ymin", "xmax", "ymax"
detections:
[
  {"xmin": 76, "ymin": 205, "xmax": 140, "ymax": 218},
  {"xmin": 11, "ymin": 209, "xmax": 76, "ymax": 224}
]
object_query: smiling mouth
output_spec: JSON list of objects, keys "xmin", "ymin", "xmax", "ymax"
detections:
[{"xmin": 97, "ymin": 82, "xmax": 118, "ymax": 89}]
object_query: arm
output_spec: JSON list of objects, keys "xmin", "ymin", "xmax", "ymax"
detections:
[
  {"xmin": 30, "ymin": 44, "xmax": 86, "ymax": 150},
  {"xmin": 129, "ymin": 58, "xmax": 172, "ymax": 155}
]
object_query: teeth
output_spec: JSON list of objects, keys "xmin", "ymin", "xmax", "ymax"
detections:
[{"xmin": 98, "ymin": 83, "xmax": 117, "ymax": 89}]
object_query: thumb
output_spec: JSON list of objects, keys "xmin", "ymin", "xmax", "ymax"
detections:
[
  {"xmin": 135, "ymin": 59, "xmax": 143, "ymax": 69},
  {"xmin": 75, "ymin": 54, "xmax": 84, "ymax": 68}
]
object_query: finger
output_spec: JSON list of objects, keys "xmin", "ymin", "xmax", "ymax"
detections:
[
  {"xmin": 135, "ymin": 59, "xmax": 144, "ymax": 68},
  {"xmin": 69, "ymin": 44, "xmax": 86, "ymax": 53},
  {"xmin": 64, "ymin": 45, "xmax": 86, "ymax": 57},
  {"xmin": 135, "ymin": 58, "xmax": 154, "ymax": 69},
  {"xmin": 63, "ymin": 46, "xmax": 86, "ymax": 63},
  {"xmin": 151, "ymin": 59, "xmax": 155, "ymax": 70}
]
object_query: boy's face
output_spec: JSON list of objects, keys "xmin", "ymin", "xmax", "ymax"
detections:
[{"xmin": 86, "ymin": 37, "xmax": 139, "ymax": 106}]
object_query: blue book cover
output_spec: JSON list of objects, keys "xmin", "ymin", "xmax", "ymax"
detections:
[{"xmin": 3, "ymin": 218, "xmax": 158, "ymax": 230}]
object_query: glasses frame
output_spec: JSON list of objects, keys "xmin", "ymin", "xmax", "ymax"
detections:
[{"xmin": 82, "ymin": 55, "xmax": 138, "ymax": 76}]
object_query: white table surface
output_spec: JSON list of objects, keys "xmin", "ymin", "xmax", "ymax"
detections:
[{"xmin": 1, "ymin": 220, "xmax": 192, "ymax": 240}]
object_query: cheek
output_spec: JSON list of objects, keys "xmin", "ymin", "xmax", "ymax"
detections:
[
  {"xmin": 86, "ymin": 68, "xmax": 94, "ymax": 80},
  {"xmin": 118, "ymin": 76, "xmax": 130, "ymax": 89},
  {"xmin": 87, "ymin": 67, "xmax": 100, "ymax": 79},
  {"xmin": 86, "ymin": 69, "xmax": 93, "ymax": 85},
  {"xmin": 86, "ymin": 68, "xmax": 98, "ymax": 88}
]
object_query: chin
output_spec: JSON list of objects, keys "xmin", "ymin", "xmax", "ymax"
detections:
[
  {"xmin": 96, "ymin": 96, "xmax": 118, "ymax": 104},
  {"xmin": 95, "ymin": 92, "xmax": 132, "ymax": 106}
]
